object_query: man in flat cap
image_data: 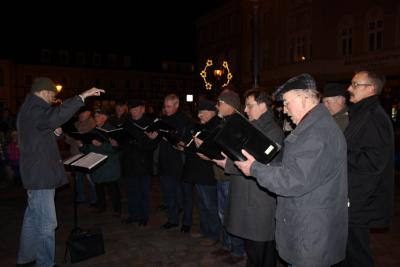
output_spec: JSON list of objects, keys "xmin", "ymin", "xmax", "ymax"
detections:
[
  {"xmin": 322, "ymin": 83, "xmax": 349, "ymax": 132},
  {"xmin": 235, "ymin": 73, "xmax": 348, "ymax": 267},
  {"xmin": 16, "ymin": 77, "xmax": 104, "ymax": 267},
  {"xmin": 122, "ymin": 99, "xmax": 158, "ymax": 226}
]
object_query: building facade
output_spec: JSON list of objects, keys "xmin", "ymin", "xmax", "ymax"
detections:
[{"xmin": 196, "ymin": 0, "xmax": 400, "ymax": 119}]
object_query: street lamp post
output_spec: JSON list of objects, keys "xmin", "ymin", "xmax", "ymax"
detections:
[{"xmin": 250, "ymin": 0, "xmax": 259, "ymax": 88}]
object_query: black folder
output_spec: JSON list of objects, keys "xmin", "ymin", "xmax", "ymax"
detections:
[
  {"xmin": 95, "ymin": 127, "xmax": 132, "ymax": 145},
  {"xmin": 197, "ymin": 127, "xmax": 225, "ymax": 160},
  {"xmin": 214, "ymin": 113, "xmax": 281, "ymax": 164}
]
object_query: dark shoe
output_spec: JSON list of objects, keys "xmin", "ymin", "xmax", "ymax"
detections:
[
  {"xmin": 89, "ymin": 203, "xmax": 97, "ymax": 208},
  {"xmin": 180, "ymin": 225, "xmax": 191, "ymax": 233},
  {"xmin": 160, "ymin": 222, "xmax": 178, "ymax": 230},
  {"xmin": 211, "ymin": 248, "xmax": 230, "ymax": 257},
  {"xmin": 16, "ymin": 261, "xmax": 35, "ymax": 267},
  {"xmin": 156, "ymin": 204, "xmax": 167, "ymax": 211},
  {"xmin": 223, "ymin": 255, "xmax": 245, "ymax": 265},
  {"xmin": 113, "ymin": 212, "xmax": 122, "ymax": 218}
]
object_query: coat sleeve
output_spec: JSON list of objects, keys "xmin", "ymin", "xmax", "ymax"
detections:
[
  {"xmin": 250, "ymin": 134, "xmax": 326, "ymax": 197},
  {"xmin": 36, "ymin": 96, "xmax": 83, "ymax": 133}
]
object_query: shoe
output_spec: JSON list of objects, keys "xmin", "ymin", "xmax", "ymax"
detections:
[
  {"xmin": 113, "ymin": 212, "xmax": 121, "ymax": 218},
  {"xmin": 160, "ymin": 222, "xmax": 178, "ymax": 230},
  {"xmin": 223, "ymin": 255, "xmax": 245, "ymax": 265},
  {"xmin": 180, "ymin": 225, "xmax": 191, "ymax": 233},
  {"xmin": 156, "ymin": 204, "xmax": 167, "ymax": 211},
  {"xmin": 16, "ymin": 261, "xmax": 35, "ymax": 267},
  {"xmin": 200, "ymin": 238, "xmax": 219, "ymax": 247},
  {"xmin": 89, "ymin": 203, "xmax": 97, "ymax": 208},
  {"xmin": 211, "ymin": 248, "xmax": 230, "ymax": 257}
]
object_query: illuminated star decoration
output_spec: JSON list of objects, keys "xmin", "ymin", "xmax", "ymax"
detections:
[{"xmin": 200, "ymin": 59, "xmax": 232, "ymax": 90}]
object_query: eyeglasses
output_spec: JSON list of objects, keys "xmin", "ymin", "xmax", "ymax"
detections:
[{"xmin": 350, "ymin": 81, "xmax": 372, "ymax": 88}]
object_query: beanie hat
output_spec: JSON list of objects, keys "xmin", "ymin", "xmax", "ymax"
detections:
[
  {"xmin": 30, "ymin": 77, "xmax": 57, "ymax": 93},
  {"xmin": 198, "ymin": 100, "xmax": 217, "ymax": 112},
  {"xmin": 218, "ymin": 89, "xmax": 241, "ymax": 110}
]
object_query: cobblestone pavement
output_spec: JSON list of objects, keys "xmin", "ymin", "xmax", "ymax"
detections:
[{"xmin": 1, "ymin": 173, "xmax": 399, "ymax": 267}]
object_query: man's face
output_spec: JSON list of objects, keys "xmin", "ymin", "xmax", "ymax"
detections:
[
  {"xmin": 94, "ymin": 113, "xmax": 107, "ymax": 126},
  {"xmin": 129, "ymin": 105, "xmax": 145, "ymax": 120},
  {"xmin": 322, "ymin": 96, "xmax": 344, "ymax": 115},
  {"xmin": 115, "ymin": 105, "xmax": 127, "ymax": 117},
  {"xmin": 164, "ymin": 100, "xmax": 179, "ymax": 116},
  {"xmin": 282, "ymin": 91, "xmax": 306, "ymax": 125},
  {"xmin": 348, "ymin": 72, "xmax": 375, "ymax": 103},
  {"xmin": 244, "ymin": 95, "xmax": 267, "ymax": 121},
  {"xmin": 44, "ymin": 91, "xmax": 56, "ymax": 104},
  {"xmin": 216, "ymin": 100, "xmax": 235, "ymax": 118},
  {"xmin": 198, "ymin": 110, "xmax": 215, "ymax": 124}
]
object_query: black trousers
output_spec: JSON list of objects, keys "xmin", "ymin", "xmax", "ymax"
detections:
[
  {"xmin": 244, "ymin": 239, "xmax": 277, "ymax": 267},
  {"xmin": 335, "ymin": 226, "xmax": 373, "ymax": 267},
  {"xmin": 96, "ymin": 181, "xmax": 121, "ymax": 213}
]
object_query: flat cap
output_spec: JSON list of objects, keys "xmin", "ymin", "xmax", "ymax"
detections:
[
  {"xmin": 30, "ymin": 77, "xmax": 57, "ymax": 93},
  {"xmin": 274, "ymin": 73, "xmax": 317, "ymax": 100},
  {"xmin": 322, "ymin": 83, "xmax": 347, "ymax": 98},
  {"xmin": 128, "ymin": 99, "xmax": 145, "ymax": 109}
]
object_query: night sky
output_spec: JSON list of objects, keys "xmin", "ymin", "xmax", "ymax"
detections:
[{"xmin": 1, "ymin": 1, "xmax": 226, "ymax": 64}]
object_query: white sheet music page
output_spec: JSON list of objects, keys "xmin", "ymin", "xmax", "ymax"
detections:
[
  {"xmin": 63, "ymin": 153, "xmax": 84, "ymax": 165},
  {"xmin": 71, "ymin": 152, "xmax": 108, "ymax": 170}
]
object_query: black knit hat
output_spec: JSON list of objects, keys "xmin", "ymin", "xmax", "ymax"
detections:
[
  {"xmin": 322, "ymin": 83, "xmax": 347, "ymax": 98},
  {"xmin": 128, "ymin": 99, "xmax": 145, "ymax": 109},
  {"xmin": 30, "ymin": 77, "xmax": 57, "ymax": 93},
  {"xmin": 198, "ymin": 100, "xmax": 217, "ymax": 112},
  {"xmin": 274, "ymin": 73, "xmax": 317, "ymax": 100},
  {"xmin": 218, "ymin": 89, "xmax": 241, "ymax": 110}
]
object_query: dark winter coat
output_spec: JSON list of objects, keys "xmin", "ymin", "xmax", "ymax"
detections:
[
  {"xmin": 345, "ymin": 95, "xmax": 394, "ymax": 228},
  {"xmin": 123, "ymin": 115, "xmax": 157, "ymax": 176},
  {"xmin": 182, "ymin": 115, "xmax": 221, "ymax": 185},
  {"xmin": 80, "ymin": 122, "xmax": 121, "ymax": 183},
  {"xmin": 251, "ymin": 104, "xmax": 348, "ymax": 267},
  {"xmin": 17, "ymin": 94, "xmax": 84, "ymax": 189}
]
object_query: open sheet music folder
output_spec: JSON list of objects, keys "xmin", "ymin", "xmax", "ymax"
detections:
[
  {"xmin": 214, "ymin": 113, "xmax": 281, "ymax": 164},
  {"xmin": 63, "ymin": 152, "xmax": 108, "ymax": 172},
  {"xmin": 196, "ymin": 128, "xmax": 225, "ymax": 160}
]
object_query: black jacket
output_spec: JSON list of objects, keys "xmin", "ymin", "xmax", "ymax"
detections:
[
  {"xmin": 345, "ymin": 95, "xmax": 395, "ymax": 228},
  {"xmin": 183, "ymin": 115, "xmax": 221, "ymax": 185},
  {"xmin": 123, "ymin": 115, "xmax": 157, "ymax": 176},
  {"xmin": 17, "ymin": 94, "xmax": 84, "ymax": 189},
  {"xmin": 158, "ymin": 111, "xmax": 193, "ymax": 177}
]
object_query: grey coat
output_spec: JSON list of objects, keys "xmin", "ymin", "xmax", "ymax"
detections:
[
  {"xmin": 224, "ymin": 110, "xmax": 284, "ymax": 241},
  {"xmin": 251, "ymin": 104, "xmax": 348, "ymax": 267},
  {"xmin": 17, "ymin": 94, "xmax": 84, "ymax": 189}
]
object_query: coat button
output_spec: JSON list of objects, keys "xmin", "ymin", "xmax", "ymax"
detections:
[{"xmin": 283, "ymin": 218, "xmax": 286, "ymax": 223}]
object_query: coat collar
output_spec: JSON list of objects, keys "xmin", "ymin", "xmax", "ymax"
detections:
[
  {"xmin": 27, "ymin": 93, "xmax": 50, "ymax": 108},
  {"xmin": 348, "ymin": 95, "xmax": 379, "ymax": 119},
  {"xmin": 291, "ymin": 104, "xmax": 330, "ymax": 136}
]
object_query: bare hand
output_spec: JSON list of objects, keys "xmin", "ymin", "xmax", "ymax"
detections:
[
  {"xmin": 54, "ymin": 127, "xmax": 63, "ymax": 136},
  {"xmin": 92, "ymin": 140, "xmax": 102, "ymax": 146},
  {"xmin": 212, "ymin": 152, "xmax": 228, "ymax": 168},
  {"xmin": 234, "ymin": 149, "xmax": 256, "ymax": 176},
  {"xmin": 193, "ymin": 136, "xmax": 203, "ymax": 148},
  {"xmin": 145, "ymin": 131, "xmax": 158, "ymax": 139},
  {"xmin": 80, "ymin": 87, "xmax": 105, "ymax": 100},
  {"xmin": 76, "ymin": 140, "xmax": 83, "ymax": 147},
  {"xmin": 174, "ymin": 141, "xmax": 185, "ymax": 151}
]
